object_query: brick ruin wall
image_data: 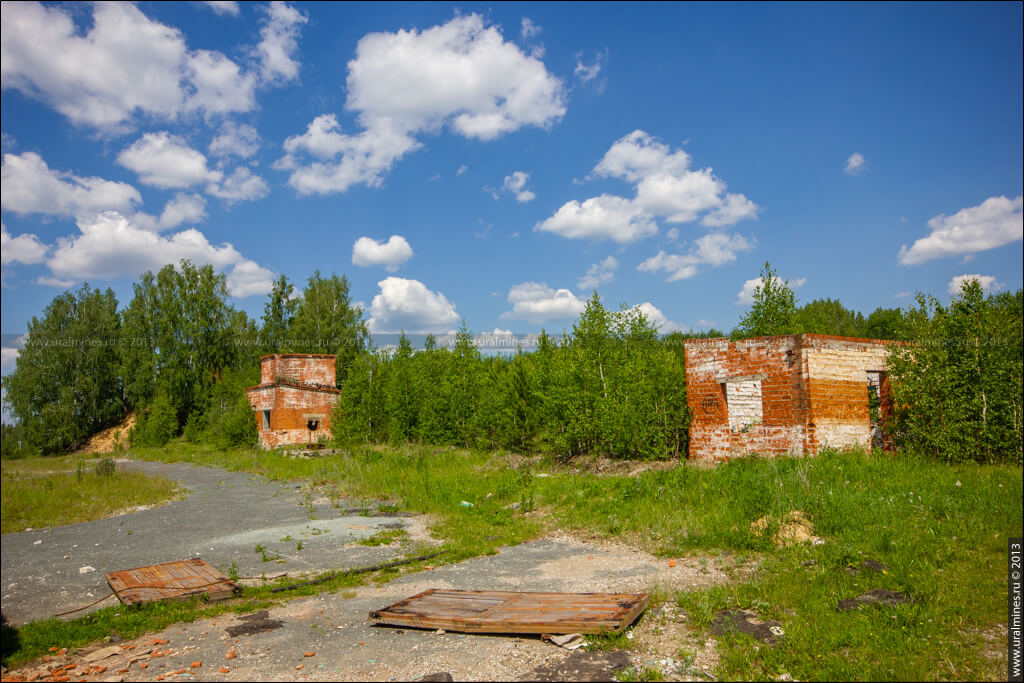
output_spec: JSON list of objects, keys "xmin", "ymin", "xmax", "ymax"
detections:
[
  {"xmin": 247, "ymin": 384, "xmax": 339, "ymax": 449},
  {"xmin": 801, "ymin": 336, "xmax": 889, "ymax": 453},
  {"xmin": 259, "ymin": 354, "xmax": 336, "ymax": 386},
  {"xmin": 686, "ymin": 336, "xmax": 807, "ymax": 464},
  {"xmin": 685, "ymin": 334, "xmax": 892, "ymax": 463}
]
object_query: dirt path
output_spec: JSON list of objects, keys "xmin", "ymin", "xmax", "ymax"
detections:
[
  {"xmin": 6, "ymin": 534, "xmax": 733, "ymax": 681},
  {"xmin": 2, "ymin": 460, "xmax": 740, "ymax": 681},
  {"xmin": 1, "ymin": 460, "xmax": 433, "ymax": 626}
]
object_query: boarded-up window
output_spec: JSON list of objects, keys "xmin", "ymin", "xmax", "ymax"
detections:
[{"xmin": 724, "ymin": 379, "xmax": 763, "ymax": 432}]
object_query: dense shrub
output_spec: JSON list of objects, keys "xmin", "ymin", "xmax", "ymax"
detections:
[
  {"xmin": 130, "ymin": 387, "xmax": 178, "ymax": 447},
  {"xmin": 887, "ymin": 280, "xmax": 1023, "ymax": 464},
  {"xmin": 334, "ymin": 296, "xmax": 689, "ymax": 459}
]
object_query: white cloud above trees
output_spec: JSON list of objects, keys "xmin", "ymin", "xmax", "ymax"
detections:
[
  {"xmin": 367, "ymin": 277, "xmax": 460, "ymax": 333},
  {"xmin": 352, "ymin": 236, "xmax": 414, "ymax": 271},
  {"xmin": 536, "ymin": 130, "xmax": 757, "ymax": 243},
  {"xmin": 638, "ymin": 233, "xmax": 754, "ymax": 281},
  {"xmin": 736, "ymin": 275, "xmax": 806, "ymax": 305},
  {"xmin": 2, "ymin": 223, "xmax": 47, "ymax": 265},
  {"xmin": 2, "ymin": 152, "xmax": 141, "ymax": 218},
  {"xmin": 0, "ymin": 2, "xmax": 259, "ymax": 128},
  {"xmin": 502, "ymin": 282, "xmax": 587, "ymax": 323},
  {"xmin": 948, "ymin": 274, "xmax": 1005, "ymax": 296},
  {"xmin": 42, "ymin": 211, "xmax": 273, "ymax": 297},
  {"xmin": 578, "ymin": 256, "xmax": 618, "ymax": 290},
  {"xmin": 278, "ymin": 14, "xmax": 565, "ymax": 195},
  {"xmin": 899, "ymin": 195, "xmax": 1023, "ymax": 265}
]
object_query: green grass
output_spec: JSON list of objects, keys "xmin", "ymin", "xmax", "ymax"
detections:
[
  {"xmin": 1, "ymin": 456, "xmax": 183, "ymax": 534},
  {"xmin": 5, "ymin": 442, "xmax": 1021, "ymax": 680},
  {"xmin": 358, "ymin": 529, "xmax": 408, "ymax": 546}
]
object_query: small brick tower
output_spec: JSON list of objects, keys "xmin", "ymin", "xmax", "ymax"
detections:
[{"xmin": 245, "ymin": 354, "xmax": 340, "ymax": 449}]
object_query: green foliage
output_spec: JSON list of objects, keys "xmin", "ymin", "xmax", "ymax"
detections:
[
  {"xmin": 200, "ymin": 367, "xmax": 259, "ymax": 449},
  {"xmin": 864, "ymin": 306, "xmax": 908, "ymax": 340},
  {"xmin": 796, "ymin": 298, "xmax": 866, "ymax": 337},
  {"xmin": 0, "ymin": 423, "xmax": 39, "ymax": 459},
  {"xmin": 130, "ymin": 386, "xmax": 178, "ymax": 447},
  {"xmin": 287, "ymin": 270, "xmax": 368, "ymax": 384},
  {"xmin": 119, "ymin": 261, "xmax": 250, "ymax": 425},
  {"xmin": 887, "ymin": 281, "xmax": 1023, "ymax": 463},
  {"xmin": 4, "ymin": 285, "xmax": 124, "ymax": 454},
  {"xmin": 260, "ymin": 275, "xmax": 299, "ymax": 354},
  {"xmin": 734, "ymin": 262, "xmax": 799, "ymax": 339},
  {"xmin": 93, "ymin": 457, "xmax": 116, "ymax": 477},
  {"xmin": 334, "ymin": 295, "xmax": 687, "ymax": 459}
]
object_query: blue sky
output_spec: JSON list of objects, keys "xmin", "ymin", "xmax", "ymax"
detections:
[{"xmin": 2, "ymin": 1, "xmax": 1022, "ymax": 366}]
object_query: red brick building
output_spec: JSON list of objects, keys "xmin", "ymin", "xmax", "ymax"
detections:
[
  {"xmin": 245, "ymin": 354, "xmax": 340, "ymax": 449},
  {"xmin": 684, "ymin": 334, "xmax": 893, "ymax": 463}
]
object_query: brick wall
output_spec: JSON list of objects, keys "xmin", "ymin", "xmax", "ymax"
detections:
[
  {"xmin": 801, "ymin": 336, "xmax": 889, "ymax": 453},
  {"xmin": 685, "ymin": 334, "xmax": 892, "ymax": 463},
  {"xmin": 248, "ymin": 354, "xmax": 340, "ymax": 449},
  {"xmin": 259, "ymin": 354, "xmax": 336, "ymax": 387},
  {"xmin": 685, "ymin": 336, "xmax": 806, "ymax": 464}
]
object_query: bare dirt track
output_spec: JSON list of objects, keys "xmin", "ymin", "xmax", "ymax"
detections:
[{"xmin": 2, "ymin": 461, "xmax": 739, "ymax": 681}]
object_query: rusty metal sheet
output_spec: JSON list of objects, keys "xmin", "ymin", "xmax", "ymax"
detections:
[
  {"xmin": 369, "ymin": 589, "xmax": 649, "ymax": 635},
  {"xmin": 105, "ymin": 558, "xmax": 238, "ymax": 607}
]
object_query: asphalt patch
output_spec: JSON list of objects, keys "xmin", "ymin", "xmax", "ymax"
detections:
[
  {"xmin": 837, "ymin": 589, "xmax": 914, "ymax": 612},
  {"xmin": 529, "ymin": 650, "xmax": 632, "ymax": 682},
  {"xmin": 711, "ymin": 609, "xmax": 784, "ymax": 644},
  {"xmin": 225, "ymin": 610, "xmax": 285, "ymax": 637},
  {"xmin": 843, "ymin": 558, "xmax": 889, "ymax": 575}
]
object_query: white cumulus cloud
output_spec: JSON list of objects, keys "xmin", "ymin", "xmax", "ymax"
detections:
[
  {"xmin": 632, "ymin": 302, "xmax": 685, "ymax": 333},
  {"xmin": 279, "ymin": 14, "xmax": 565, "ymax": 195},
  {"xmin": 502, "ymin": 282, "xmax": 587, "ymax": 323},
  {"xmin": 638, "ymin": 233, "xmax": 754, "ymax": 281},
  {"xmin": 898, "ymin": 195, "xmax": 1023, "ymax": 265},
  {"xmin": 0, "ymin": 2, "xmax": 256, "ymax": 128},
  {"xmin": 43, "ymin": 211, "xmax": 273, "ymax": 297},
  {"xmin": 947, "ymin": 274, "xmax": 1005, "ymax": 296},
  {"xmin": 118, "ymin": 132, "xmax": 221, "ymax": 189},
  {"xmin": 502, "ymin": 171, "xmax": 535, "ymax": 202},
  {"xmin": 132, "ymin": 193, "xmax": 207, "ymax": 232},
  {"xmin": 1, "ymin": 152, "xmax": 141, "ymax": 219},
  {"xmin": 209, "ymin": 122, "xmax": 261, "ymax": 158},
  {"xmin": 255, "ymin": 2, "xmax": 307, "ymax": 85},
  {"xmin": 206, "ymin": 167, "xmax": 269, "ymax": 203},
  {"xmin": 352, "ymin": 235, "xmax": 414, "ymax": 271},
  {"xmin": 367, "ymin": 277, "xmax": 460, "ymax": 333},
  {"xmin": 578, "ymin": 256, "xmax": 618, "ymax": 291},
  {"xmin": 226, "ymin": 259, "xmax": 276, "ymax": 298},
  {"xmin": 536, "ymin": 130, "xmax": 757, "ymax": 243},
  {"xmin": 736, "ymin": 275, "xmax": 806, "ymax": 305},
  {"xmin": 536, "ymin": 194, "xmax": 656, "ymax": 243},
  {"xmin": 845, "ymin": 152, "xmax": 866, "ymax": 175},
  {"xmin": 2, "ymin": 223, "xmax": 48, "ymax": 265}
]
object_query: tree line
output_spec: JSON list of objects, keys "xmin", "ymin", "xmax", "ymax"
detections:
[{"xmin": 2, "ymin": 260, "xmax": 1020, "ymax": 464}]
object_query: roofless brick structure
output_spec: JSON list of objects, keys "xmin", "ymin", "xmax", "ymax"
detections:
[
  {"xmin": 246, "ymin": 354, "xmax": 340, "ymax": 449},
  {"xmin": 684, "ymin": 334, "xmax": 894, "ymax": 463}
]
